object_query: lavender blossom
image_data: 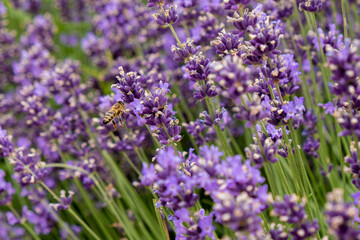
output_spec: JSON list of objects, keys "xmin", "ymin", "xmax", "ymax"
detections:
[
  {"xmin": 325, "ymin": 189, "xmax": 360, "ymax": 239},
  {"xmin": 171, "ymin": 39, "xmax": 201, "ymax": 62},
  {"xmin": 210, "ymin": 30, "xmax": 242, "ymax": 57},
  {"xmin": 0, "ymin": 170, "xmax": 15, "ymax": 205},
  {"xmin": 153, "ymin": 5, "xmax": 178, "ymax": 26},
  {"xmin": 20, "ymin": 14, "xmax": 55, "ymax": 51},
  {"xmin": 141, "ymin": 148, "xmax": 198, "ymax": 210},
  {"xmin": 223, "ymin": 0, "xmax": 252, "ymax": 10},
  {"xmin": 327, "ymin": 40, "xmax": 360, "ymax": 96},
  {"xmin": 0, "ymin": 126, "xmax": 14, "ymax": 157},
  {"xmin": 297, "ymin": 0, "xmax": 324, "ymax": 12},
  {"xmin": 49, "ymin": 190, "xmax": 74, "ymax": 211}
]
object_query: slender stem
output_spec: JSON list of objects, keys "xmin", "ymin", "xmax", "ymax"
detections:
[
  {"xmin": 153, "ymin": 200, "xmax": 170, "ymax": 240},
  {"xmin": 121, "ymin": 151, "xmax": 142, "ymax": 176},
  {"xmin": 48, "ymin": 206, "xmax": 80, "ymax": 240},
  {"xmin": 252, "ymin": 125, "xmax": 278, "ymax": 196},
  {"xmin": 205, "ymin": 97, "xmax": 233, "ymax": 156},
  {"xmin": 168, "ymin": 24, "xmax": 182, "ymax": 46},
  {"xmin": 341, "ymin": 0, "xmax": 348, "ymax": 39},
  {"xmin": 275, "ymin": 160, "xmax": 292, "ymax": 194},
  {"xmin": 287, "ymin": 123, "xmax": 326, "ymax": 234},
  {"xmin": 307, "ymin": 12, "xmax": 332, "ymax": 101},
  {"xmin": 285, "ymin": 19, "xmax": 313, "ymax": 107},
  {"xmin": 145, "ymin": 124, "xmax": 161, "ymax": 148},
  {"xmin": 162, "ymin": 124, "xmax": 180, "ymax": 156},
  {"xmin": 68, "ymin": 208, "xmax": 101, "ymax": 240},
  {"xmin": 275, "ymin": 84, "xmax": 284, "ymax": 105},
  {"xmin": 45, "ymin": 163, "xmax": 92, "ymax": 175},
  {"xmin": 40, "ymin": 182, "xmax": 102, "ymax": 240}
]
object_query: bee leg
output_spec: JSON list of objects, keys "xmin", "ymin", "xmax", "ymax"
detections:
[
  {"xmin": 112, "ymin": 120, "xmax": 117, "ymax": 130},
  {"xmin": 118, "ymin": 118, "xmax": 124, "ymax": 128}
]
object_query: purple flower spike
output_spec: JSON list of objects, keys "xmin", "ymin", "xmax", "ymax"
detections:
[
  {"xmin": 223, "ymin": 0, "xmax": 252, "ymax": 10},
  {"xmin": 210, "ymin": 30, "xmax": 242, "ymax": 57},
  {"xmin": 49, "ymin": 190, "xmax": 74, "ymax": 212},
  {"xmin": 153, "ymin": 6, "xmax": 178, "ymax": 26},
  {"xmin": 227, "ymin": 5, "xmax": 266, "ymax": 34},
  {"xmin": 186, "ymin": 54, "xmax": 212, "ymax": 82},
  {"xmin": 297, "ymin": 0, "xmax": 324, "ymax": 12},
  {"xmin": 325, "ymin": 189, "xmax": 360, "ymax": 239},
  {"xmin": 0, "ymin": 170, "xmax": 15, "ymax": 205},
  {"xmin": 0, "ymin": 126, "xmax": 14, "ymax": 157},
  {"xmin": 113, "ymin": 67, "xmax": 144, "ymax": 104},
  {"xmin": 171, "ymin": 39, "xmax": 201, "ymax": 63}
]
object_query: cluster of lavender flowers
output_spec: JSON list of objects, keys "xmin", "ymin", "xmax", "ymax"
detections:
[{"xmin": 1, "ymin": 0, "xmax": 360, "ymax": 239}]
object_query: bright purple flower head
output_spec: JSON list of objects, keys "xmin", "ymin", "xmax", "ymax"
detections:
[
  {"xmin": 153, "ymin": 6, "xmax": 178, "ymax": 26},
  {"xmin": 113, "ymin": 67, "xmax": 144, "ymax": 104},
  {"xmin": 210, "ymin": 30, "xmax": 242, "ymax": 57},
  {"xmin": 227, "ymin": 4, "xmax": 266, "ymax": 34},
  {"xmin": 171, "ymin": 39, "xmax": 201, "ymax": 62}
]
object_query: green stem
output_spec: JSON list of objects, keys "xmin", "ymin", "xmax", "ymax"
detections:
[
  {"xmin": 341, "ymin": 0, "xmax": 348, "ymax": 39},
  {"xmin": 121, "ymin": 151, "xmax": 142, "ymax": 176},
  {"xmin": 275, "ymin": 84, "xmax": 284, "ymax": 105},
  {"xmin": 287, "ymin": 123, "xmax": 326, "ymax": 235},
  {"xmin": 145, "ymin": 124, "xmax": 161, "ymax": 148},
  {"xmin": 47, "ymin": 207, "xmax": 80, "ymax": 240},
  {"xmin": 205, "ymin": 97, "xmax": 233, "ymax": 156},
  {"xmin": 169, "ymin": 24, "xmax": 182, "ymax": 46},
  {"xmin": 40, "ymin": 182, "xmax": 102, "ymax": 240},
  {"xmin": 153, "ymin": 200, "xmax": 170, "ymax": 240}
]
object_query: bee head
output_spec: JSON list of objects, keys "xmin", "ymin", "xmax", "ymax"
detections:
[{"xmin": 117, "ymin": 101, "xmax": 125, "ymax": 105}]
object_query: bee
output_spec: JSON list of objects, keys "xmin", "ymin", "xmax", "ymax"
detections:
[{"xmin": 103, "ymin": 101, "xmax": 126, "ymax": 130}]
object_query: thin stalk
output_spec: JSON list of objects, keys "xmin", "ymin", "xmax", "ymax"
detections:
[
  {"xmin": 174, "ymin": 105, "xmax": 200, "ymax": 154},
  {"xmin": 145, "ymin": 124, "xmax": 161, "ymax": 148},
  {"xmin": 341, "ymin": 0, "xmax": 348, "ymax": 39},
  {"xmin": 205, "ymin": 97, "xmax": 233, "ymax": 156},
  {"xmin": 46, "ymin": 156, "xmax": 126, "ymax": 237},
  {"xmin": 162, "ymin": 124, "xmax": 180, "ymax": 156},
  {"xmin": 292, "ymin": 2, "xmax": 323, "ymax": 103},
  {"xmin": 47, "ymin": 206, "xmax": 80, "ymax": 240},
  {"xmin": 277, "ymin": 160, "xmax": 292, "ymax": 194},
  {"xmin": 252, "ymin": 125, "xmax": 278, "ymax": 195},
  {"xmin": 225, "ymin": 127, "xmax": 243, "ymax": 157},
  {"xmin": 153, "ymin": 200, "xmax": 170, "ymax": 240},
  {"xmin": 78, "ymin": 107, "xmax": 164, "ymax": 239},
  {"xmin": 285, "ymin": 19, "xmax": 313, "ymax": 107},
  {"xmin": 173, "ymin": 84, "xmax": 195, "ymax": 121},
  {"xmin": 40, "ymin": 182, "xmax": 102, "ymax": 240},
  {"xmin": 169, "ymin": 24, "xmax": 182, "ymax": 46},
  {"xmin": 281, "ymin": 126, "xmax": 302, "ymax": 196},
  {"xmin": 121, "ymin": 151, "xmax": 142, "ymax": 176},
  {"xmin": 92, "ymin": 173, "xmax": 143, "ymax": 240},
  {"xmin": 73, "ymin": 179, "xmax": 116, "ymax": 240},
  {"xmin": 10, "ymin": 153, "xmax": 102, "ymax": 240},
  {"xmin": 45, "ymin": 163, "xmax": 92, "ymax": 175},
  {"xmin": 275, "ymin": 84, "xmax": 284, "ymax": 105},
  {"xmin": 287, "ymin": 124, "xmax": 326, "ymax": 234},
  {"xmin": 306, "ymin": 12, "xmax": 332, "ymax": 101}
]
